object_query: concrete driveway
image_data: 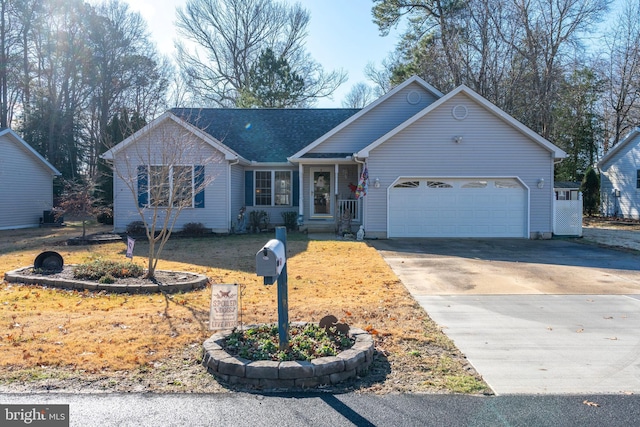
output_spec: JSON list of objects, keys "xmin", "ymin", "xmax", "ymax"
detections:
[{"xmin": 371, "ymin": 236, "xmax": 640, "ymax": 395}]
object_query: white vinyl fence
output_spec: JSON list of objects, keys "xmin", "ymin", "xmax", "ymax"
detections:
[{"xmin": 554, "ymin": 193, "xmax": 583, "ymax": 236}]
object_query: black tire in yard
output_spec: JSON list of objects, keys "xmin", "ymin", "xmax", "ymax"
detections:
[{"xmin": 33, "ymin": 251, "xmax": 64, "ymax": 273}]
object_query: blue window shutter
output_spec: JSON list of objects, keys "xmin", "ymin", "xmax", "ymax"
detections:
[
  {"xmin": 137, "ymin": 165, "xmax": 148, "ymax": 207},
  {"xmin": 292, "ymin": 171, "xmax": 299, "ymax": 206},
  {"xmin": 194, "ymin": 165, "xmax": 205, "ymax": 208},
  {"xmin": 245, "ymin": 171, "xmax": 254, "ymax": 206}
]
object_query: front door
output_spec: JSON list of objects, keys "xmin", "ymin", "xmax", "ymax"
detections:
[{"xmin": 310, "ymin": 168, "xmax": 333, "ymax": 218}]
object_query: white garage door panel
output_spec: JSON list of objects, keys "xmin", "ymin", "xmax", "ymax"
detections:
[{"xmin": 389, "ymin": 178, "xmax": 527, "ymax": 238}]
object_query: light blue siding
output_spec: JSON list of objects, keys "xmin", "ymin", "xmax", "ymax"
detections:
[
  {"xmin": 230, "ymin": 163, "xmax": 245, "ymax": 228},
  {"xmin": 112, "ymin": 120, "xmax": 230, "ymax": 233},
  {"xmin": 308, "ymin": 82, "xmax": 439, "ymax": 155},
  {"xmin": 0, "ymin": 133, "xmax": 56, "ymax": 230},
  {"xmin": 600, "ymin": 132, "xmax": 640, "ymax": 219},
  {"xmin": 361, "ymin": 92, "xmax": 555, "ymax": 238}
]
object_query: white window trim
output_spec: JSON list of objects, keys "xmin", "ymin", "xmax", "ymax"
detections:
[{"xmin": 254, "ymin": 170, "xmax": 292, "ymax": 207}]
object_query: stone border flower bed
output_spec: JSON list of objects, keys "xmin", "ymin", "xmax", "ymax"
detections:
[
  {"xmin": 202, "ymin": 323, "xmax": 374, "ymax": 389},
  {"xmin": 4, "ymin": 267, "xmax": 209, "ymax": 294}
]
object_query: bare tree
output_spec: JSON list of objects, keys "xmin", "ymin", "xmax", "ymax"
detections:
[
  {"xmin": 57, "ymin": 177, "xmax": 105, "ymax": 239},
  {"xmin": 372, "ymin": 0, "xmax": 609, "ymax": 138},
  {"xmin": 601, "ymin": 0, "xmax": 640, "ymax": 151},
  {"xmin": 86, "ymin": 0, "xmax": 169, "ymax": 179},
  {"xmin": 106, "ymin": 117, "xmax": 220, "ymax": 279},
  {"xmin": 0, "ymin": 0, "xmax": 10, "ymax": 128},
  {"xmin": 0, "ymin": 0, "xmax": 37, "ymax": 128},
  {"xmin": 364, "ymin": 60, "xmax": 393, "ymax": 97},
  {"xmin": 20, "ymin": 0, "xmax": 95, "ymax": 179},
  {"xmin": 497, "ymin": 0, "xmax": 610, "ymax": 138},
  {"xmin": 342, "ymin": 82, "xmax": 375, "ymax": 108},
  {"xmin": 175, "ymin": 0, "xmax": 346, "ymax": 106},
  {"xmin": 373, "ymin": 0, "xmax": 469, "ymax": 90},
  {"xmin": 12, "ymin": 0, "xmax": 44, "ymax": 131}
]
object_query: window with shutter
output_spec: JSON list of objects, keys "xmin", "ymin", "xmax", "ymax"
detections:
[{"xmin": 137, "ymin": 165, "xmax": 202, "ymax": 208}]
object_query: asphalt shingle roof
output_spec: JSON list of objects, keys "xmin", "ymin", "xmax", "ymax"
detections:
[
  {"xmin": 554, "ymin": 181, "xmax": 581, "ymax": 189},
  {"xmin": 170, "ymin": 108, "xmax": 361, "ymax": 163}
]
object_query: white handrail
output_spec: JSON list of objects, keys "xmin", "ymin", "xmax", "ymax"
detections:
[{"xmin": 338, "ymin": 199, "xmax": 360, "ymax": 221}]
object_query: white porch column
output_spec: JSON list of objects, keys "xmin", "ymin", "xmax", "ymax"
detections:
[
  {"xmin": 298, "ymin": 163, "xmax": 304, "ymax": 216},
  {"xmin": 334, "ymin": 164, "xmax": 339, "ymax": 195}
]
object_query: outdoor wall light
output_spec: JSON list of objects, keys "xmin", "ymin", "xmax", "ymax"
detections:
[
  {"xmin": 614, "ymin": 189, "xmax": 621, "ymax": 197},
  {"xmin": 537, "ymin": 178, "xmax": 545, "ymax": 189},
  {"xmin": 374, "ymin": 178, "xmax": 381, "ymax": 188},
  {"xmin": 453, "ymin": 136, "xmax": 463, "ymax": 143}
]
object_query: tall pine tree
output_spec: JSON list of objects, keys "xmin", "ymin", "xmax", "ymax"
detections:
[{"xmin": 237, "ymin": 48, "xmax": 305, "ymax": 108}]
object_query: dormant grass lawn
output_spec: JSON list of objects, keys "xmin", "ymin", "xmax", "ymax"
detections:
[{"xmin": 0, "ymin": 222, "xmax": 489, "ymax": 394}]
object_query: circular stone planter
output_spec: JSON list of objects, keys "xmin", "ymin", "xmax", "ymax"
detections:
[
  {"xmin": 202, "ymin": 323, "xmax": 374, "ymax": 389},
  {"xmin": 4, "ymin": 266, "xmax": 209, "ymax": 294}
]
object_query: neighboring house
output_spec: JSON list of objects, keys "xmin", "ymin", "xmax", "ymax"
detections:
[
  {"xmin": 598, "ymin": 127, "xmax": 640, "ymax": 219},
  {"xmin": 0, "ymin": 128, "xmax": 61, "ymax": 230},
  {"xmin": 102, "ymin": 76, "xmax": 566, "ymax": 238}
]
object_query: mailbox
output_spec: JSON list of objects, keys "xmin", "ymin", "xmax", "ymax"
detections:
[{"xmin": 256, "ymin": 239, "xmax": 286, "ymax": 283}]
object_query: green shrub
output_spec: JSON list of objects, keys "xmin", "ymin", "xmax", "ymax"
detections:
[
  {"xmin": 223, "ymin": 323, "xmax": 353, "ymax": 362},
  {"xmin": 126, "ymin": 221, "xmax": 146, "ymax": 235},
  {"xmin": 98, "ymin": 274, "xmax": 116, "ymax": 284},
  {"xmin": 74, "ymin": 260, "xmax": 144, "ymax": 281},
  {"xmin": 581, "ymin": 167, "xmax": 600, "ymax": 216},
  {"xmin": 281, "ymin": 211, "xmax": 298, "ymax": 231},
  {"xmin": 182, "ymin": 222, "xmax": 208, "ymax": 236},
  {"xmin": 249, "ymin": 210, "xmax": 269, "ymax": 232}
]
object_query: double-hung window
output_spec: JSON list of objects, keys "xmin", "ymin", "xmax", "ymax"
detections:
[
  {"xmin": 254, "ymin": 171, "xmax": 292, "ymax": 206},
  {"xmin": 138, "ymin": 165, "xmax": 205, "ymax": 208}
]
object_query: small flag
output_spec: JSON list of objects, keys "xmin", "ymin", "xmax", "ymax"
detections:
[
  {"xmin": 126, "ymin": 236, "xmax": 135, "ymax": 259},
  {"xmin": 355, "ymin": 164, "xmax": 368, "ymax": 199}
]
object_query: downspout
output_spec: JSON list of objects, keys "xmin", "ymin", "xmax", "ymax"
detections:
[{"xmin": 228, "ymin": 157, "xmax": 240, "ymax": 232}]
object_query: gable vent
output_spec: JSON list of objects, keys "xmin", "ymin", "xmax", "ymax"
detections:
[
  {"xmin": 452, "ymin": 105, "xmax": 468, "ymax": 120},
  {"xmin": 407, "ymin": 91, "xmax": 422, "ymax": 105}
]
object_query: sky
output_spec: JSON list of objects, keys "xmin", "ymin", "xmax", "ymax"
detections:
[{"xmin": 121, "ymin": 0, "xmax": 401, "ymax": 107}]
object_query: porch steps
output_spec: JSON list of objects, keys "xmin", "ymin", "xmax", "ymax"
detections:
[
  {"xmin": 302, "ymin": 222, "xmax": 337, "ymax": 234},
  {"xmin": 302, "ymin": 221, "xmax": 360, "ymax": 235}
]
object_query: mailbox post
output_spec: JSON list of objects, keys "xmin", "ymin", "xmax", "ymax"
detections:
[{"xmin": 255, "ymin": 227, "xmax": 289, "ymax": 351}]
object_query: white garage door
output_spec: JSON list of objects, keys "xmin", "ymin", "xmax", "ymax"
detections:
[{"xmin": 388, "ymin": 178, "xmax": 528, "ymax": 238}]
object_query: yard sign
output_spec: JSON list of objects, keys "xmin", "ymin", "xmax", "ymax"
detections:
[
  {"xmin": 126, "ymin": 237, "xmax": 135, "ymax": 259},
  {"xmin": 209, "ymin": 283, "xmax": 239, "ymax": 330}
]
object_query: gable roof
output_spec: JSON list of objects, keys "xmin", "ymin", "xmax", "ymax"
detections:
[
  {"xmin": 355, "ymin": 85, "xmax": 567, "ymax": 159},
  {"xmin": 171, "ymin": 108, "xmax": 360, "ymax": 163},
  {"xmin": 289, "ymin": 75, "xmax": 444, "ymax": 160},
  {"xmin": 597, "ymin": 127, "xmax": 640, "ymax": 169},
  {"xmin": 101, "ymin": 112, "xmax": 243, "ymax": 162},
  {"xmin": 0, "ymin": 128, "xmax": 61, "ymax": 176}
]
